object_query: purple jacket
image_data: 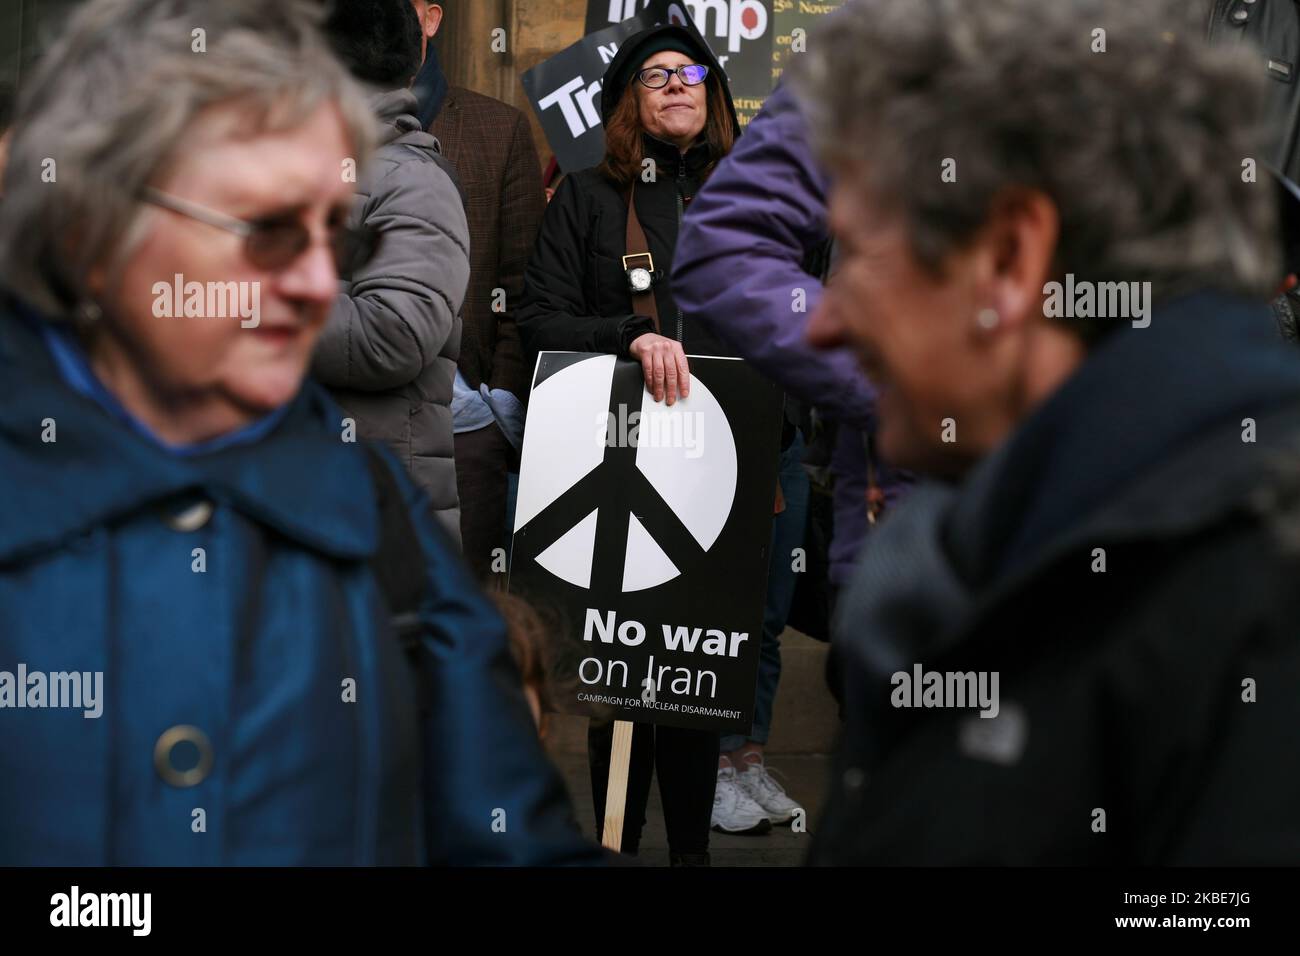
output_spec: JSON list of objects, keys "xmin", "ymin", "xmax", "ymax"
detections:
[{"xmin": 673, "ymin": 83, "xmax": 910, "ymax": 584}]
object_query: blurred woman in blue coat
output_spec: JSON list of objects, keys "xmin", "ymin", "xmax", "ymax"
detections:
[{"xmin": 0, "ymin": 0, "xmax": 595, "ymax": 866}]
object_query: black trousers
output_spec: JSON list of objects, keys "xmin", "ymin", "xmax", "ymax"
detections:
[
  {"xmin": 453, "ymin": 423, "xmax": 513, "ymax": 580},
  {"xmin": 588, "ymin": 719, "xmax": 720, "ymax": 856}
]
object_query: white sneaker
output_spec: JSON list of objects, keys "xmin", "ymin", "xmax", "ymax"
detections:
[
  {"xmin": 712, "ymin": 764, "xmax": 773, "ymax": 835},
  {"xmin": 735, "ymin": 758, "xmax": 803, "ymax": 825}
]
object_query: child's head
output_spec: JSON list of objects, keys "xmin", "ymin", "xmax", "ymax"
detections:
[
  {"xmin": 492, "ymin": 592, "xmax": 613, "ymax": 736},
  {"xmin": 492, "ymin": 592, "xmax": 553, "ymax": 735}
]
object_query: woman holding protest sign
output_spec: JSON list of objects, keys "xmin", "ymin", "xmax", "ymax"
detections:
[{"xmin": 518, "ymin": 23, "xmax": 747, "ymax": 864}]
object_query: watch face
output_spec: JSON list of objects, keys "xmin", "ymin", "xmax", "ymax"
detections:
[{"xmin": 629, "ymin": 268, "xmax": 652, "ymax": 293}]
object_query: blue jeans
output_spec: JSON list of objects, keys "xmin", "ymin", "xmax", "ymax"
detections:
[{"xmin": 721, "ymin": 431, "xmax": 809, "ymax": 753}]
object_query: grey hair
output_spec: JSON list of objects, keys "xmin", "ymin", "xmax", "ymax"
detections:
[
  {"xmin": 0, "ymin": 0, "xmax": 377, "ymax": 318},
  {"xmin": 793, "ymin": 0, "xmax": 1280, "ymax": 315}
]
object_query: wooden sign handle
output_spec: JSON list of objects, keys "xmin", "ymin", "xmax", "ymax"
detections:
[{"xmin": 600, "ymin": 719, "xmax": 635, "ymax": 852}]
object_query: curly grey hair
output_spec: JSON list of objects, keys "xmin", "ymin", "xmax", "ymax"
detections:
[
  {"xmin": 0, "ymin": 0, "xmax": 377, "ymax": 318},
  {"xmin": 793, "ymin": 0, "xmax": 1279, "ymax": 311}
]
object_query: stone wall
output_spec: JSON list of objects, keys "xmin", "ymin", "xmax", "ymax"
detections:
[
  {"xmin": 3, "ymin": 0, "xmax": 585, "ymax": 169},
  {"xmin": 438, "ymin": 0, "xmax": 590, "ymax": 172}
]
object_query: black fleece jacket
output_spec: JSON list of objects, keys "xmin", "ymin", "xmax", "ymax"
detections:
[{"xmin": 517, "ymin": 131, "xmax": 734, "ymax": 367}]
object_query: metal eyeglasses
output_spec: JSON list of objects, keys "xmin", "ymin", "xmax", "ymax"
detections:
[
  {"xmin": 141, "ymin": 188, "xmax": 380, "ymax": 275},
  {"xmin": 635, "ymin": 63, "xmax": 709, "ymax": 89}
]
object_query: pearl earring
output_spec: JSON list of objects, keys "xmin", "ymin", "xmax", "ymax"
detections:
[
  {"xmin": 976, "ymin": 307, "xmax": 1001, "ymax": 330},
  {"xmin": 75, "ymin": 299, "xmax": 103, "ymax": 326}
]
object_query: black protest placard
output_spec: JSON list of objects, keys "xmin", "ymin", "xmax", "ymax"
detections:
[
  {"xmin": 587, "ymin": 0, "xmax": 775, "ymax": 130},
  {"xmin": 508, "ymin": 353, "xmax": 783, "ymax": 734},
  {"xmin": 771, "ymin": 0, "xmax": 846, "ymax": 84},
  {"xmin": 584, "ymin": 0, "xmax": 681, "ymax": 35},
  {"xmin": 520, "ymin": 16, "xmax": 656, "ymax": 175}
]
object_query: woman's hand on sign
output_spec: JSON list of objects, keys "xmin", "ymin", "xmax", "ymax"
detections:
[{"xmin": 628, "ymin": 332, "xmax": 691, "ymax": 405}]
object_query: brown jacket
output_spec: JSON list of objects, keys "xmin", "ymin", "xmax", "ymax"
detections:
[{"xmin": 429, "ymin": 86, "xmax": 545, "ymax": 398}]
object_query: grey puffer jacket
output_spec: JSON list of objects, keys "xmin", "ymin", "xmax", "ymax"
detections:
[{"xmin": 313, "ymin": 88, "xmax": 470, "ymax": 544}]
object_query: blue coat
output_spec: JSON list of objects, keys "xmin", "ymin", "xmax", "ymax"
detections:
[{"xmin": 0, "ymin": 305, "xmax": 597, "ymax": 865}]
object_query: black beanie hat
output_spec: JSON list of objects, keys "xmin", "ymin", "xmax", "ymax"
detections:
[{"xmin": 599, "ymin": 24, "xmax": 724, "ymax": 125}]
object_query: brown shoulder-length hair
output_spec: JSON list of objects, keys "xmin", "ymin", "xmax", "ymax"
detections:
[{"xmin": 599, "ymin": 72, "xmax": 735, "ymax": 187}]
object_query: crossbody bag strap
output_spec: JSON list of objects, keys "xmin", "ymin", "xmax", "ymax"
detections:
[
  {"xmin": 865, "ymin": 432, "xmax": 886, "ymax": 526},
  {"xmin": 623, "ymin": 182, "xmax": 660, "ymax": 333}
]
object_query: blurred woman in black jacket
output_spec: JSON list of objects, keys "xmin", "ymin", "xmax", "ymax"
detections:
[
  {"xmin": 517, "ymin": 24, "xmax": 743, "ymax": 864},
  {"xmin": 799, "ymin": 0, "xmax": 1300, "ymax": 864}
]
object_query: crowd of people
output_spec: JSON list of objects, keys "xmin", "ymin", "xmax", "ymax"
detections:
[{"xmin": 0, "ymin": 0, "xmax": 1297, "ymax": 866}]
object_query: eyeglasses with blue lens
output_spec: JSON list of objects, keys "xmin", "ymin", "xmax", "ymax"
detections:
[{"xmin": 636, "ymin": 64, "xmax": 709, "ymax": 89}]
